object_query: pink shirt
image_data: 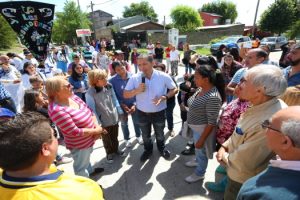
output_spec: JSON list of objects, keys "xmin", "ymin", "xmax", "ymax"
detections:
[{"xmin": 48, "ymin": 95, "xmax": 96, "ymax": 149}]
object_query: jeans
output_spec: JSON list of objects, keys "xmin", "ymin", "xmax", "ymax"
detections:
[
  {"xmin": 120, "ymin": 110, "xmax": 141, "ymax": 140},
  {"xmin": 185, "ymin": 63, "xmax": 193, "ymax": 74},
  {"xmin": 166, "ymin": 101, "xmax": 175, "ymax": 130},
  {"xmin": 166, "ymin": 58, "xmax": 170, "ymax": 72},
  {"xmin": 192, "ymin": 128, "xmax": 208, "ymax": 176},
  {"xmin": 70, "ymin": 146, "xmax": 93, "ymax": 178},
  {"xmin": 134, "ymin": 63, "xmax": 138, "ymax": 73},
  {"xmin": 138, "ymin": 109, "xmax": 166, "ymax": 153}
]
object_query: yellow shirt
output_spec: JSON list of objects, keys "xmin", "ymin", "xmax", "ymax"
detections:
[
  {"xmin": 0, "ymin": 166, "xmax": 104, "ymax": 200},
  {"xmin": 222, "ymin": 98, "xmax": 287, "ymax": 183}
]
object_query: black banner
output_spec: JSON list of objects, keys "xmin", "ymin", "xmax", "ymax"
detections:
[{"xmin": 0, "ymin": 1, "xmax": 55, "ymax": 61}]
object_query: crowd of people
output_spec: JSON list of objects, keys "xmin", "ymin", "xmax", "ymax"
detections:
[{"xmin": 0, "ymin": 38, "xmax": 300, "ymax": 199}]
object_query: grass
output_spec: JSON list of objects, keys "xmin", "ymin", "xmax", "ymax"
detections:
[{"xmin": 137, "ymin": 47, "xmax": 211, "ymax": 57}]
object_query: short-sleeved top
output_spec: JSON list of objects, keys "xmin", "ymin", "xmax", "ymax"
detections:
[
  {"xmin": 0, "ymin": 82, "xmax": 11, "ymax": 100},
  {"xmin": 187, "ymin": 87, "xmax": 222, "ymax": 125},
  {"xmin": 125, "ymin": 70, "xmax": 176, "ymax": 113},
  {"xmin": 283, "ymin": 66, "xmax": 300, "ymax": 86},
  {"xmin": 48, "ymin": 95, "xmax": 95, "ymax": 150},
  {"xmin": 230, "ymin": 67, "xmax": 247, "ymax": 84}
]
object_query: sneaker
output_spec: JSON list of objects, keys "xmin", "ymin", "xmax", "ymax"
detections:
[
  {"xmin": 216, "ymin": 165, "xmax": 227, "ymax": 175},
  {"xmin": 206, "ymin": 177, "xmax": 227, "ymax": 192},
  {"xmin": 169, "ymin": 130, "xmax": 175, "ymax": 137},
  {"xmin": 181, "ymin": 147, "xmax": 195, "ymax": 155},
  {"xmin": 160, "ymin": 149, "xmax": 171, "ymax": 159},
  {"xmin": 137, "ymin": 136, "xmax": 144, "ymax": 145},
  {"xmin": 117, "ymin": 150, "xmax": 127, "ymax": 157},
  {"xmin": 89, "ymin": 167, "xmax": 104, "ymax": 177},
  {"xmin": 185, "ymin": 173, "xmax": 204, "ymax": 183},
  {"xmin": 125, "ymin": 140, "xmax": 132, "ymax": 148},
  {"xmin": 56, "ymin": 156, "xmax": 73, "ymax": 165},
  {"xmin": 140, "ymin": 151, "xmax": 152, "ymax": 162},
  {"xmin": 106, "ymin": 154, "xmax": 114, "ymax": 164},
  {"xmin": 185, "ymin": 159, "xmax": 198, "ymax": 167}
]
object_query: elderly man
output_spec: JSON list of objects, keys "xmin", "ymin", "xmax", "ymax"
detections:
[
  {"xmin": 0, "ymin": 112, "xmax": 104, "ymax": 200},
  {"xmin": 237, "ymin": 106, "xmax": 300, "ymax": 200},
  {"xmin": 216, "ymin": 65, "xmax": 288, "ymax": 200},
  {"xmin": 283, "ymin": 43, "xmax": 300, "ymax": 86},
  {"xmin": 227, "ymin": 48, "xmax": 268, "ymax": 95},
  {"xmin": 124, "ymin": 54, "xmax": 177, "ymax": 162}
]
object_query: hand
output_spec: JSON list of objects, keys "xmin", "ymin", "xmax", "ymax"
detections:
[
  {"xmin": 129, "ymin": 105, "xmax": 136, "ymax": 113},
  {"xmin": 101, "ymin": 128, "xmax": 108, "ymax": 135},
  {"xmin": 121, "ymin": 104, "xmax": 130, "ymax": 113},
  {"xmin": 135, "ymin": 83, "xmax": 146, "ymax": 94},
  {"xmin": 216, "ymin": 147, "xmax": 226, "ymax": 163},
  {"xmin": 152, "ymin": 96, "xmax": 166, "ymax": 106},
  {"xmin": 195, "ymin": 140, "xmax": 204, "ymax": 149},
  {"xmin": 13, "ymin": 79, "xmax": 21, "ymax": 84}
]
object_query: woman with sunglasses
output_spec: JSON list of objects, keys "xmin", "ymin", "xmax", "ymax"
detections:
[
  {"xmin": 216, "ymin": 65, "xmax": 288, "ymax": 200},
  {"xmin": 46, "ymin": 76, "xmax": 105, "ymax": 177}
]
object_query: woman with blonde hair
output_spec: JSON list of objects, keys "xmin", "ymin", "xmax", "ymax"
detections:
[
  {"xmin": 46, "ymin": 76, "xmax": 105, "ymax": 177},
  {"xmin": 86, "ymin": 69, "xmax": 125, "ymax": 164},
  {"xmin": 280, "ymin": 85, "xmax": 300, "ymax": 106}
]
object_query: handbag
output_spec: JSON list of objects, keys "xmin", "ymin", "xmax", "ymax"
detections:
[{"xmin": 181, "ymin": 121, "xmax": 192, "ymax": 139}]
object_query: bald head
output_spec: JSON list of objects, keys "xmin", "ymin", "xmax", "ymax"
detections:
[{"xmin": 0, "ymin": 55, "xmax": 10, "ymax": 65}]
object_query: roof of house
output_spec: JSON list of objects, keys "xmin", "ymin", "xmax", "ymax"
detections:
[
  {"xmin": 91, "ymin": 9, "xmax": 113, "ymax": 17},
  {"xmin": 196, "ymin": 23, "xmax": 244, "ymax": 30},
  {"xmin": 120, "ymin": 21, "xmax": 164, "ymax": 30}
]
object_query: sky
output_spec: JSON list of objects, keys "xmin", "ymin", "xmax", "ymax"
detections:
[{"xmin": 13, "ymin": 0, "xmax": 276, "ymax": 26}]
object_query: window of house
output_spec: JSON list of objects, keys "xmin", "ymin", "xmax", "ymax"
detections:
[{"xmin": 213, "ymin": 18, "xmax": 218, "ymax": 24}]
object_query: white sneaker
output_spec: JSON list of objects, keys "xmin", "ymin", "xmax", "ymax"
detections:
[
  {"xmin": 185, "ymin": 159, "xmax": 198, "ymax": 167},
  {"xmin": 137, "ymin": 137, "xmax": 144, "ymax": 145},
  {"xmin": 125, "ymin": 140, "xmax": 132, "ymax": 148},
  {"xmin": 185, "ymin": 173, "xmax": 204, "ymax": 183}
]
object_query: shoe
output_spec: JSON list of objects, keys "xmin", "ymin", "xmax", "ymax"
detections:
[
  {"xmin": 160, "ymin": 149, "xmax": 170, "ymax": 159},
  {"xmin": 169, "ymin": 130, "xmax": 175, "ymax": 137},
  {"xmin": 55, "ymin": 156, "xmax": 73, "ymax": 165},
  {"xmin": 185, "ymin": 173, "xmax": 204, "ymax": 183},
  {"xmin": 137, "ymin": 136, "xmax": 144, "ymax": 145},
  {"xmin": 140, "ymin": 151, "xmax": 152, "ymax": 162},
  {"xmin": 181, "ymin": 147, "xmax": 195, "ymax": 155},
  {"xmin": 106, "ymin": 154, "xmax": 114, "ymax": 164},
  {"xmin": 216, "ymin": 165, "xmax": 227, "ymax": 175},
  {"xmin": 89, "ymin": 167, "xmax": 104, "ymax": 177},
  {"xmin": 206, "ymin": 177, "xmax": 227, "ymax": 192},
  {"xmin": 185, "ymin": 159, "xmax": 198, "ymax": 167},
  {"xmin": 117, "ymin": 150, "xmax": 127, "ymax": 157},
  {"xmin": 125, "ymin": 140, "xmax": 132, "ymax": 148}
]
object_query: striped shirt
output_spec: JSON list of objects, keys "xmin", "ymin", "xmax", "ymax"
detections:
[
  {"xmin": 187, "ymin": 87, "xmax": 222, "ymax": 125},
  {"xmin": 48, "ymin": 95, "xmax": 96, "ymax": 149}
]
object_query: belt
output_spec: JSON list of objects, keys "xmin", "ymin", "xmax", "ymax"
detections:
[{"xmin": 138, "ymin": 109, "xmax": 165, "ymax": 115}]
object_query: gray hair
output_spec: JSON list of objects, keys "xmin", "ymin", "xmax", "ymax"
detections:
[
  {"xmin": 137, "ymin": 54, "xmax": 154, "ymax": 63},
  {"xmin": 247, "ymin": 65, "xmax": 287, "ymax": 97},
  {"xmin": 281, "ymin": 119, "xmax": 300, "ymax": 148}
]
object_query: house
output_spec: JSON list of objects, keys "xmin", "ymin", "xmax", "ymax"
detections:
[
  {"xmin": 112, "ymin": 15, "xmax": 149, "ymax": 31},
  {"xmin": 199, "ymin": 12, "xmax": 222, "ymax": 26},
  {"xmin": 89, "ymin": 10, "xmax": 113, "ymax": 39}
]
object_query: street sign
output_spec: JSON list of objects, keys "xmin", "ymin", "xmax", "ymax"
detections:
[{"xmin": 76, "ymin": 29, "xmax": 91, "ymax": 37}]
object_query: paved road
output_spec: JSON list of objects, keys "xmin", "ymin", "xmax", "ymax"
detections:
[{"xmin": 58, "ymin": 51, "xmax": 281, "ymax": 200}]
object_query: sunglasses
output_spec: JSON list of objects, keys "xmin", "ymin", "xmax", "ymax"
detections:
[{"xmin": 261, "ymin": 119, "xmax": 282, "ymax": 133}]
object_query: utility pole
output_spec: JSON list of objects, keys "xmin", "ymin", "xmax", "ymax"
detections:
[
  {"xmin": 252, "ymin": 0, "xmax": 260, "ymax": 38},
  {"xmin": 90, "ymin": 1, "xmax": 96, "ymax": 40}
]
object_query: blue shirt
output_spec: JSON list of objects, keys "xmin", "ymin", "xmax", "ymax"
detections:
[
  {"xmin": 283, "ymin": 66, "xmax": 300, "ymax": 86},
  {"xmin": 230, "ymin": 67, "xmax": 248, "ymax": 84},
  {"xmin": 109, "ymin": 72, "xmax": 136, "ymax": 107},
  {"xmin": 0, "ymin": 82, "xmax": 11, "ymax": 100},
  {"xmin": 125, "ymin": 70, "xmax": 176, "ymax": 113}
]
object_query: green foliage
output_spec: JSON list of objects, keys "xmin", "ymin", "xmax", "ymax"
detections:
[
  {"xmin": 170, "ymin": 5, "xmax": 203, "ymax": 32},
  {"xmin": 287, "ymin": 20, "xmax": 300, "ymax": 39},
  {"xmin": 123, "ymin": 1, "xmax": 158, "ymax": 22},
  {"xmin": 0, "ymin": 15, "xmax": 17, "ymax": 50},
  {"xmin": 209, "ymin": 36, "xmax": 227, "ymax": 44},
  {"xmin": 259, "ymin": 0, "xmax": 297, "ymax": 35},
  {"xmin": 52, "ymin": 0, "xmax": 91, "ymax": 44},
  {"xmin": 200, "ymin": 0, "xmax": 238, "ymax": 24}
]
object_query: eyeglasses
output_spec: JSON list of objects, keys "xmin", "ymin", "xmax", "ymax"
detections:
[
  {"xmin": 63, "ymin": 83, "xmax": 71, "ymax": 89},
  {"xmin": 261, "ymin": 119, "xmax": 282, "ymax": 133}
]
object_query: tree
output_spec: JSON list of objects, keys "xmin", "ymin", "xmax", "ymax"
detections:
[
  {"xmin": 170, "ymin": 5, "xmax": 203, "ymax": 32},
  {"xmin": 287, "ymin": 20, "xmax": 300, "ymax": 39},
  {"xmin": 0, "ymin": 15, "xmax": 17, "ymax": 50},
  {"xmin": 200, "ymin": 0, "xmax": 238, "ymax": 24},
  {"xmin": 259, "ymin": 0, "xmax": 297, "ymax": 35},
  {"xmin": 123, "ymin": 1, "xmax": 158, "ymax": 22},
  {"xmin": 52, "ymin": 0, "xmax": 91, "ymax": 44}
]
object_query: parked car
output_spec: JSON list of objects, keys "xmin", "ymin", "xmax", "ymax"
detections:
[
  {"xmin": 210, "ymin": 36, "xmax": 252, "ymax": 55},
  {"xmin": 260, "ymin": 36, "xmax": 287, "ymax": 51}
]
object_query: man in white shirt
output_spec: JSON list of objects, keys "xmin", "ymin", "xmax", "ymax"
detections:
[
  {"xmin": 21, "ymin": 50, "xmax": 39, "ymax": 69},
  {"xmin": 6, "ymin": 53, "xmax": 23, "ymax": 72}
]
